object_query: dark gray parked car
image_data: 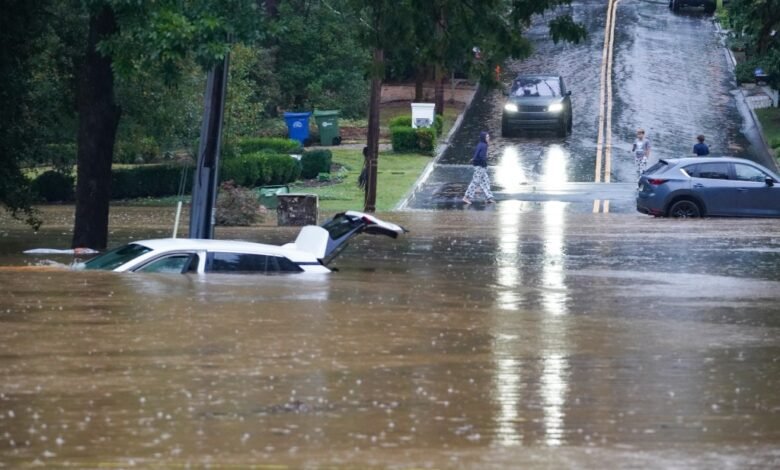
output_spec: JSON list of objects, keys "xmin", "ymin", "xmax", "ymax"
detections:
[
  {"xmin": 636, "ymin": 157, "xmax": 780, "ymax": 218},
  {"xmin": 501, "ymin": 75, "xmax": 572, "ymax": 137}
]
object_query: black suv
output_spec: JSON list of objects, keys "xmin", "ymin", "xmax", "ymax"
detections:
[
  {"xmin": 501, "ymin": 75, "xmax": 573, "ymax": 138},
  {"xmin": 669, "ymin": 0, "xmax": 716, "ymax": 13}
]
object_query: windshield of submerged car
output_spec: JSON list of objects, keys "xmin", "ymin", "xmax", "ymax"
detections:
[
  {"xmin": 511, "ymin": 78, "xmax": 560, "ymax": 97},
  {"xmin": 82, "ymin": 243, "xmax": 152, "ymax": 270}
]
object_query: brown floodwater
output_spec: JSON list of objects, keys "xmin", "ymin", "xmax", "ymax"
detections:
[{"xmin": 1, "ymin": 205, "xmax": 780, "ymax": 468}]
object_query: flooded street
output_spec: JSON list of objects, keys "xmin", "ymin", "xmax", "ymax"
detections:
[
  {"xmin": 3, "ymin": 0, "xmax": 780, "ymax": 467},
  {"xmin": 2, "ymin": 208, "xmax": 780, "ymax": 467}
]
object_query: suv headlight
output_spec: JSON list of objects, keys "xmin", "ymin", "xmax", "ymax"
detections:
[
  {"xmin": 547, "ymin": 103, "xmax": 564, "ymax": 113},
  {"xmin": 504, "ymin": 103, "xmax": 518, "ymax": 112}
]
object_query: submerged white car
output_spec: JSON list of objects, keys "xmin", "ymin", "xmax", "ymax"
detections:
[{"xmin": 77, "ymin": 211, "xmax": 407, "ymax": 275}]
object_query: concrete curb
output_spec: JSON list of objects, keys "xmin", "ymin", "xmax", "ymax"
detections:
[
  {"xmin": 395, "ymin": 85, "xmax": 481, "ymax": 210},
  {"xmin": 714, "ymin": 20, "xmax": 778, "ymax": 171}
]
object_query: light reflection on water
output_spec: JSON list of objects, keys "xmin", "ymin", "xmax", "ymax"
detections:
[{"xmin": 2, "ymin": 207, "xmax": 780, "ymax": 466}]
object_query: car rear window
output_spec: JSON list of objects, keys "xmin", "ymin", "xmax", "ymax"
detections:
[{"xmin": 644, "ymin": 160, "xmax": 669, "ymax": 175}]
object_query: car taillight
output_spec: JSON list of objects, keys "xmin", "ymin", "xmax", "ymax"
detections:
[{"xmin": 647, "ymin": 178, "xmax": 668, "ymax": 186}]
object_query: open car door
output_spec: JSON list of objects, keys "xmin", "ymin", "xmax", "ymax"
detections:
[{"xmin": 284, "ymin": 211, "xmax": 407, "ymax": 266}]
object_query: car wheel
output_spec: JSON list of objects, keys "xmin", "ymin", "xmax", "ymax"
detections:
[
  {"xmin": 668, "ymin": 199, "xmax": 701, "ymax": 218},
  {"xmin": 567, "ymin": 112, "xmax": 573, "ymax": 133}
]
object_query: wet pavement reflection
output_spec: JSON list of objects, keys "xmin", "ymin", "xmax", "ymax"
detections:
[
  {"xmin": 406, "ymin": 0, "xmax": 757, "ymax": 210},
  {"xmin": 2, "ymin": 209, "xmax": 780, "ymax": 467}
]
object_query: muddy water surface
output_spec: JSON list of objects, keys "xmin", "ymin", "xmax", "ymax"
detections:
[{"xmin": 1, "ymin": 207, "xmax": 780, "ymax": 468}]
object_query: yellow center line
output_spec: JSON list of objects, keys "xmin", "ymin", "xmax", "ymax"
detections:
[
  {"xmin": 605, "ymin": 0, "xmax": 620, "ymax": 184},
  {"xmin": 594, "ymin": 0, "xmax": 614, "ymax": 184},
  {"xmin": 596, "ymin": 0, "xmax": 620, "ymax": 188}
]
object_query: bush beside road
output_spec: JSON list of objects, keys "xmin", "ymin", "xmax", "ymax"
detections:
[{"xmin": 755, "ymin": 107, "xmax": 780, "ymax": 160}]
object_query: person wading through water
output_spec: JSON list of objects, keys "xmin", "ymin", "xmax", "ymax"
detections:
[{"xmin": 463, "ymin": 131, "xmax": 495, "ymax": 204}]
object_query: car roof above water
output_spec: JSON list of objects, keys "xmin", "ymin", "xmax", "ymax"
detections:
[{"xmin": 132, "ymin": 238, "xmax": 301, "ymax": 257}]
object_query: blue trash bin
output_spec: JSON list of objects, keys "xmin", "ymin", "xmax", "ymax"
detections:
[{"xmin": 283, "ymin": 112, "xmax": 312, "ymax": 146}]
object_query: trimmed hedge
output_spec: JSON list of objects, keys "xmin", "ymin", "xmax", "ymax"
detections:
[
  {"xmin": 300, "ymin": 149, "xmax": 332, "ymax": 179},
  {"xmin": 220, "ymin": 152, "xmax": 301, "ymax": 187},
  {"xmin": 389, "ymin": 114, "xmax": 441, "ymax": 155},
  {"xmin": 389, "ymin": 114, "xmax": 443, "ymax": 136},
  {"xmin": 31, "ymin": 171, "xmax": 75, "ymax": 202},
  {"xmin": 390, "ymin": 126, "xmax": 436, "ymax": 155},
  {"xmin": 235, "ymin": 137, "xmax": 302, "ymax": 156}
]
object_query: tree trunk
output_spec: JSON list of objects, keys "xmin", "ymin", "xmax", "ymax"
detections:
[
  {"xmin": 364, "ymin": 48, "xmax": 383, "ymax": 213},
  {"xmin": 415, "ymin": 69, "xmax": 424, "ymax": 102},
  {"xmin": 72, "ymin": 5, "xmax": 120, "ymax": 249},
  {"xmin": 434, "ymin": 63, "xmax": 445, "ymax": 116}
]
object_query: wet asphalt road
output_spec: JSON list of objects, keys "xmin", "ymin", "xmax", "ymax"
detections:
[{"xmin": 405, "ymin": 0, "xmax": 758, "ymax": 211}]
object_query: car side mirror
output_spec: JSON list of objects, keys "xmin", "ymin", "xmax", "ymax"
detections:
[
  {"xmin": 765, "ymin": 176, "xmax": 775, "ymax": 187},
  {"xmin": 566, "ymin": 90, "xmax": 572, "ymax": 96}
]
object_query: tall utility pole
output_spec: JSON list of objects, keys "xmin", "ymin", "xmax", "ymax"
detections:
[
  {"xmin": 188, "ymin": 54, "xmax": 230, "ymax": 239},
  {"xmin": 364, "ymin": 47, "xmax": 383, "ymax": 213}
]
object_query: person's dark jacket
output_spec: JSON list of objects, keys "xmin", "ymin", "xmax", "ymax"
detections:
[{"xmin": 471, "ymin": 131, "xmax": 488, "ymax": 168}]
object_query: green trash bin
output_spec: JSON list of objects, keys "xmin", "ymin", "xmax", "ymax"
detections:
[
  {"xmin": 257, "ymin": 185, "xmax": 289, "ymax": 209},
  {"xmin": 313, "ymin": 110, "xmax": 341, "ymax": 146}
]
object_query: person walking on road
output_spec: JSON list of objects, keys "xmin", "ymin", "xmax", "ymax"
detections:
[
  {"xmin": 693, "ymin": 134, "xmax": 710, "ymax": 156},
  {"xmin": 632, "ymin": 128, "xmax": 651, "ymax": 179},
  {"xmin": 463, "ymin": 131, "xmax": 495, "ymax": 204}
]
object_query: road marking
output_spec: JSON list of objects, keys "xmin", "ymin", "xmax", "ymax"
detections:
[
  {"xmin": 592, "ymin": 199, "xmax": 611, "ymax": 213},
  {"xmin": 595, "ymin": 0, "xmax": 620, "ymax": 184}
]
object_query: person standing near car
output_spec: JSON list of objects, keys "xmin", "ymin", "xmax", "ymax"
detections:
[
  {"xmin": 463, "ymin": 131, "xmax": 495, "ymax": 204},
  {"xmin": 693, "ymin": 134, "xmax": 710, "ymax": 156},
  {"xmin": 632, "ymin": 128, "xmax": 651, "ymax": 179}
]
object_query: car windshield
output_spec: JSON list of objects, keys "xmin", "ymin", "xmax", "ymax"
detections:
[
  {"xmin": 511, "ymin": 78, "xmax": 560, "ymax": 97},
  {"xmin": 82, "ymin": 243, "xmax": 152, "ymax": 270}
]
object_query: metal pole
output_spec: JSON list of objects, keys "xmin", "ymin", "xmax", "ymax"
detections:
[{"xmin": 188, "ymin": 53, "xmax": 230, "ymax": 239}]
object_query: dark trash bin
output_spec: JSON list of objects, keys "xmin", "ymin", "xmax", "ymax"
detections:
[
  {"xmin": 283, "ymin": 112, "xmax": 312, "ymax": 146},
  {"xmin": 313, "ymin": 110, "xmax": 341, "ymax": 146}
]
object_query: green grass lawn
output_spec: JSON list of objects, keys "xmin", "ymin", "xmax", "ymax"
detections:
[
  {"xmin": 756, "ymin": 107, "xmax": 780, "ymax": 159},
  {"xmin": 289, "ymin": 148, "xmax": 432, "ymax": 212}
]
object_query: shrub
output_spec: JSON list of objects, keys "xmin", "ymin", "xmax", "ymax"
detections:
[
  {"xmin": 235, "ymin": 136, "xmax": 302, "ymax": 156},
  {"xmin": 391, "ymin": 126, "xmax": 418, "ymax": 153},
  {"xmin": 111, "ymin": 164, "xmax": 191, "ymax": 199},
  {"xmin": 389, "ymin": 114, "xmax": 442, "ymax": 137},
  {"xmin": 389, "ymin": 115, "xmax": 412, "ymax": 128},
  {"xmin": 215, "ymin": 181, "xmax": 267, "ymax": 226},
  {"xmin": 770, "ymin": 137, "xmax": 780, "ymax": 150},
  {"xmin": 300, "ymin": 149, "xmax": 332, "ymax": 179},
  {"xmin": 263, "ymin": 153, "xmax": 302, "ymax": 184},
  {"xmin": 220, "ymin": 152, "xmax": 301, "ymax": 187},
  {"xmin": 31, "ymin": 171, "xmax": 75, "ymax": 202},
  {"xmin": 221, "ymin": 154, "xmax": 264, "ymax": 187},
  {"xmin": 415, "ymin": 127, "xmax": 436, "ymax": 154}
]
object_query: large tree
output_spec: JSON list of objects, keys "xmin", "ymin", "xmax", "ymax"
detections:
[
  {"xmin": 71, "ymin": 0, "xmax": 263, "ymax": 248},
  {"xmin": 728, "ymin": 0, "xmax": 780, "ymax": 88}
]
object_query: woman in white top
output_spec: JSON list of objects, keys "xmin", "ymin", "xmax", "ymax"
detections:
[{"xmin": 632, "ymin": 128, "xmax": 651, "ymax": 179}]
